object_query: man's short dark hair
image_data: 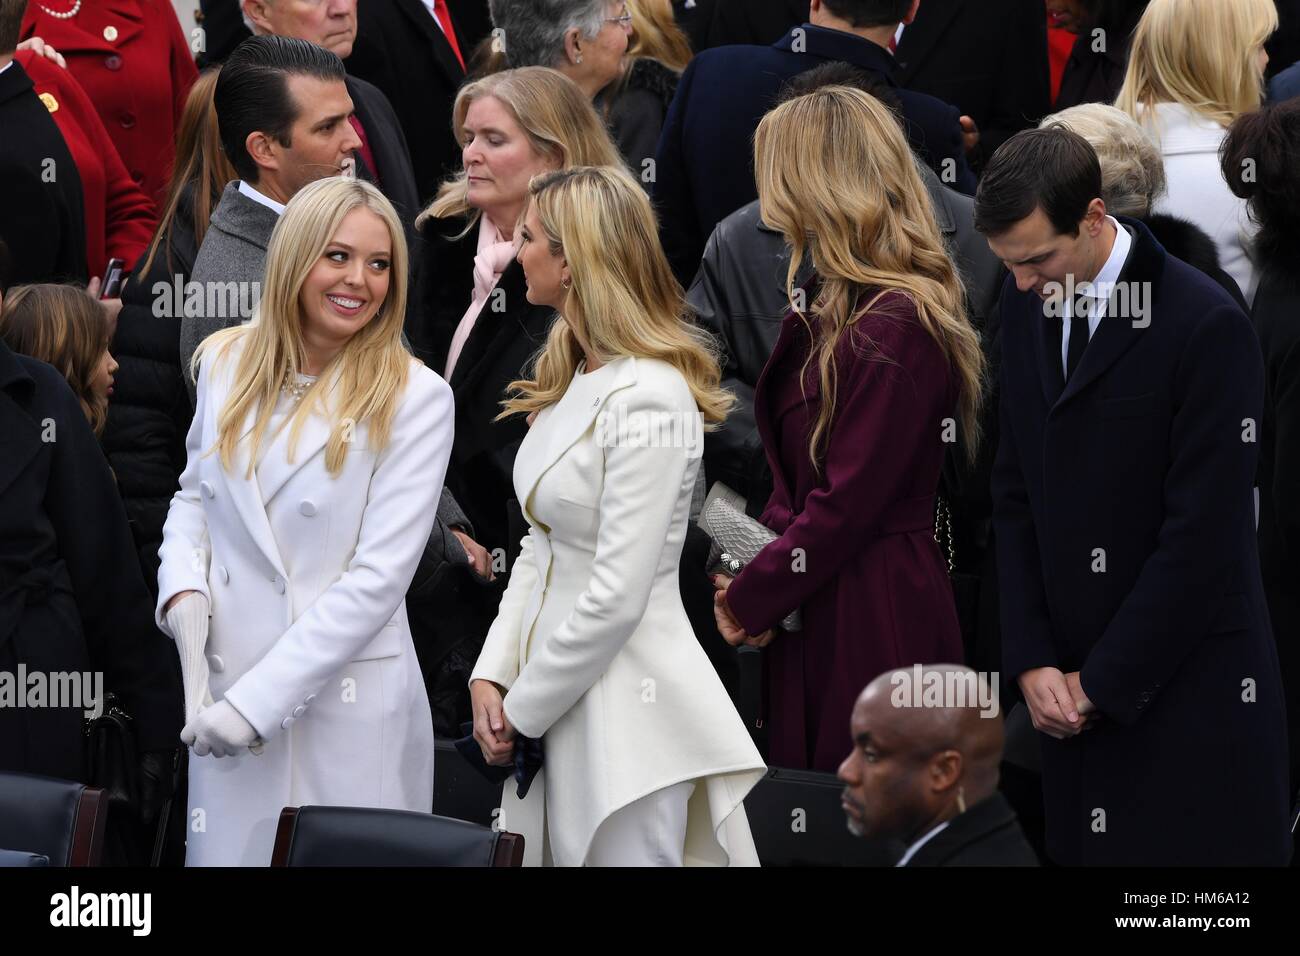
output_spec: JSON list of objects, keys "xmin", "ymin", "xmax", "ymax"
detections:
[
  {"xmin": 0, "ymin": 0, "xmax": 27, "ymax": 55},
  {"xmin": 823, "ymin": 0, "xmax": 913, "ymax": 29},
  {"xmin": 974, "ymin": 127, "xmax": 1102, "ymax": 238},
  {"xmin": 777, "ymin": 61, "xmax": 903, "ymax": 117},
  {"xmin": 215, "ymin": 35, "xmax": 347, "ymax": 184}
]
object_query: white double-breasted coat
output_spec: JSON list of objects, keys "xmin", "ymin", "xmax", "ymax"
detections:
[{"xmin": 156, "ymin": 337, "xmax": 453, "ymax": 866}]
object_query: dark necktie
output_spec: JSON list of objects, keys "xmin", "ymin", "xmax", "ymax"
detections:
[{"xmin": 1066, "ymin": 294, "xmax": 1091, "ymax": 382}]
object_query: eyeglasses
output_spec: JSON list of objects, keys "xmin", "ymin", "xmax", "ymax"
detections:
[{"xmin": 605, "ymin": 14, "xmax": 633, "ymax": 26}]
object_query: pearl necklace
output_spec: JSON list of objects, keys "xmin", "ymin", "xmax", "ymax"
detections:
[
  {"xmin": 38, "ymin": 0, "xmax": 82, "ymax": 18},
  {"xmin": 280, "ymin": 376, "xmax": 314, "ymax": 402}
]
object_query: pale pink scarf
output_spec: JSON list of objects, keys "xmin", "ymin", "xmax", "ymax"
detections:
[{"xmin": 443, "ymin": 216, "xmax": 520, "ymax": 379}]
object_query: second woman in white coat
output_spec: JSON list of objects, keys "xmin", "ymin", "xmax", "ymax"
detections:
[
  {"xmin": 469, "ymin": 165, "xmax": 765, "ymax": 867},
  {"xmin": 156, "ymin": 177, "xmax": 454, "ymax": 866}
]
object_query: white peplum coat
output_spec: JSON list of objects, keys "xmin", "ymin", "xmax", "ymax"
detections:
[{"xmin": 470, "ymin": 355, "xmax": 766, "ymax": 867}]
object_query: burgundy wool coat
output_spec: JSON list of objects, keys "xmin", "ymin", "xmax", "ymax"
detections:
[{"xmin": 726, "ymin": 288, "xmax": 965, "ymax": 771}]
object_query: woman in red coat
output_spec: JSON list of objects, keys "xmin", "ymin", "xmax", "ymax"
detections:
[
  {"xmin": 713, "ymin": 86, "xmax": 986, "ymax": 772},
  {"xmin": 16, "ymin": 47, "xmax": 155, "ymax": 278},
  {"xmin": 22, "ymin": 0, "xmax": 198, "ymax": 206}
]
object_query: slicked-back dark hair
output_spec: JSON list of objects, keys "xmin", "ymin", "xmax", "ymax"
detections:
[
  {"xmin": 215, "ymin": 35, "xmax": 347, "ymax": 184},
  {"xmin": 0, "ymin": 0, "xmax": 27, "ymax": 54},
  {"xmin": 974, "ymin": 127, "xmax": 1102, "ymax": 238},
  {"xmin": 822, "ymin": 0, "xmax": 913, "ymax": 28}
]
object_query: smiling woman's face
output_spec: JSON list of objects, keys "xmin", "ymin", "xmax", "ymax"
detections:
[{"xmin": 298, "ymin": 206, "xmax": 393, "ymax": 354}]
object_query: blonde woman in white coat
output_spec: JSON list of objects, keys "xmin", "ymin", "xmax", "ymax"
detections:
[
  {"xmin": 155, "ymin": 177, "xmax": 454, "ymax": 866},
  {"xmin": 1116, "ymin": 0, "xmax": 1278, "ymax": 305},
  {"xmin": 469, "ymin": 165, "xmax": 765, "ymax": 867}
]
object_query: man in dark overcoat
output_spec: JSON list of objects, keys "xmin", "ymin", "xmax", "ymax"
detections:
[{"xmin": 977, "ymin": 127, "xmax": 1292, "ymax": 865}]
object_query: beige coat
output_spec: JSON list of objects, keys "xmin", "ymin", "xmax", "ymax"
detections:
[{"xmin": 471, "ymin": 356, "xmax": 765, "ymax": 867}]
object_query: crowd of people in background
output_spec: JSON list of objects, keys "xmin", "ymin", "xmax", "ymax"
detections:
[{"xmin": 0, "ymin": 0, "xmax": 1298, "ymax": 868}]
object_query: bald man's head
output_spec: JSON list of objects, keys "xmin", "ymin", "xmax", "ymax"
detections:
[{"xmin": 837, "ymin": 665, "xmax": 1004, "ymax": 844}]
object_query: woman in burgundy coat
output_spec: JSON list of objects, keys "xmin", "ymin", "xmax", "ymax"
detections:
[{"xmin": 714, "ymin": 85, "xmax": 987, "ymax": 772}]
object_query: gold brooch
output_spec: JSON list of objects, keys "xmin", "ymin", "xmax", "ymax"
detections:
[{"xmin": 39, "ymin": 92, "xmax": 59, "ymax": 113}]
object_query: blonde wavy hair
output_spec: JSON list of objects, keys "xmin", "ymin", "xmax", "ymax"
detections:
[
  {"xmin": 1041, "ymin": 103, "xmax": 1167, "ymax": 217},
  {"xmin": 416, "ymin": 67, "xmax": 625, "ymax": 233},
  {"xmin": 194, "ymin": 177, "xmax": 411, "ymax": 478},
  {"xmin": 497, "ymin": 165, "xmax": 732, "ymax": 425},
  {"xmin": 753, "ymin": 86, "xmax": 985, "ymax": 471},
  {"xmin": 1116, "ymin": 0, "xmax": 1278, "ymax": 131},
  {"xmin": 627, "ymin": 0, "xmax": 693, "ymax": 71}
]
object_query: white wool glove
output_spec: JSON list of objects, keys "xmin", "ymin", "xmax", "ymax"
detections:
[
  {"xmin": 181, "ymin": 700, "xmax": 262, "ymax": 758},
  {"xmin": 165, "ymin": 592, "xmax": 214, "ymax": 725}
]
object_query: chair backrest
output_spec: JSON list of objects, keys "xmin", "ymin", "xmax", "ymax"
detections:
[
  {"xmin": 271, "ymin": 806, "xmax": 524, "ymax": 867},
  {"xmin": 0, "ymin": 771, "xmax": 108, "ymax": 866},
  {"xmin": 0, "ymin": 849, "xmax": 50, "ymax": 867}
]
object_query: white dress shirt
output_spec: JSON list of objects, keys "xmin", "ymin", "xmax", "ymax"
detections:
[
  {"xmin": 238, "ymin": 180, "xmax": 287, "ymax": 217},
  {"xmin": 0, "ymin": 60, "xmax": 13, "ymax": 78},
  {"xmin": 895, "ymin": 820, "xmax": 951, "ymax": 866},
  {"xmin": 421, "ymin": 0, "xmax": 446, "ymax": 34},
  {"xmin": 1060, "ymin": 216, "xmax": 1133, "ymax": 377}
]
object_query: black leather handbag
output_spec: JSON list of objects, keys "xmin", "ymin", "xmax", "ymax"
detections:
[{"xmin": 84, "ymin": 692, "xmax": 139, "ymax": 813}]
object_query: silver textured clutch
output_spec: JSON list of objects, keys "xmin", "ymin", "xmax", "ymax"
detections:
[{"xmin": 697, "ymin": 482, "xmax": 802, "ymax": 632}]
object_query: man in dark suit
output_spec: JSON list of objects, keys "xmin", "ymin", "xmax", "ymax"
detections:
[
  {"xmin": 978, "ymin": 127, "xmax": 1292, "ymax": 865},
  {"xmin": 241, "ymin": 0, "xmax": 422, "ymax": 234},
  {"xmin": 653, "ymin": 0, "xmax": 975, "ymax": 285},
  {"xmin": 837, "ymin": 666, "xmax": 1039, "ymax": 866},
  {"xmin": 350, "ymin": 0, "xmax": 491, "ymax": 206},
  {"xmin": 0, "ymin": 0, "xmax": 87, "ymax": 286},
  {"xmin": 672, "ymin": 0, "xmax": 718, "ymax": 50},
  {"xmin": 893, "ymin": 0, "xmax": 1050, "ymax": 170}
]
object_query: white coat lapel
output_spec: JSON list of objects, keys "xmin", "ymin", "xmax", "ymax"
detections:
[
  {"xmin": 514, "ymin": 356, "xmax": 638, "ymax": 528},
  {"xmin": 254, "ymin": 403, "xmax": 336, "ymax": 507},
  {"xmin": 218, "ymin": 420, "xmax": 289, "ymax": 580}
]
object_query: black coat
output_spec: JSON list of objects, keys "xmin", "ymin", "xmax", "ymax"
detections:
[
  {"xmin": 412, "ymin": 215, "xmax": 555, "ymax": 557},
  {"xmin": 0, "ymin": 342, "xmax": 182, "ymax": 782},
  {"xmin": 893, "ymin": 0, "xmax": 1051, "ymax": 170},
  {"xmin": 653, "ymin": 24, "xmax": 976, "ymax": 286},
  {"xmin": 101, "ymin": 187, "xmax": 202, "ymax": 594},
  {"xmin": 0, "ymin": 61, "xmax": 87, "ymax": 286},
  {"xmin": 346, "ymin": 74, "xmax": 421, "ymax": 238},
  {"xmin": 994, "ymin": 218, "xmax": 1292, "ymax": 865},
  {"xmin": 1251, "ymin": 259, "xmax": 1300, "ymax": 797},
  {"xmin": 673, "ymin": 0, "xmax": 718, "ymax": 51},
  {"xmin": 603, "ymin": 58, "xmax": 679, "ymax": 177},
  {"xmin": 1143, "ymin": 212, "xmax": 1247, "ymax": 310},
  {"xmin": 350, "ymin": 0, "xmax": 492, "ymax": 207},
  {"xmin": 901, "ymin": 792, "xmax": 1039, "ymax": 866},
  {"xmin": 1053, "ymin": 1, "xmax": 1147, "ymax": 113}
]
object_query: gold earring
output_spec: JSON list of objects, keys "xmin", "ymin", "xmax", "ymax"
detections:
[
  {"xmin": 561, "ymin": 277, "xmax": 572, "ymax": 290},
  {"xmin": 956, "ymin": 785, "xmax": 967, "ymax": 815}
]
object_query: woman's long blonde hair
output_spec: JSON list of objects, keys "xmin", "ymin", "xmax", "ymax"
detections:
[
  {"xmin": 497, "ymin": 165, "xmax": 732, "ymax": 425},
  {"xmin": 0, "ymin": 284, "xmax": 112, "ymax": 434},
  {"xmin": 627, "ymin": 0, "xmax": 693, "ymax": 71},
  {"xmin": 753, "ymin": 86, "xmax": 984, "ymax": 471},
  {"xmin": 416, "ymin": 67, "xmax": 624, "ymax": 233},
  {"xmin": 138, "ymin": 68, "xmax": 237, "ymax": 278},
  {"xmin": 1116, "ymin": 0, "xmax": 1277, "ymax": 131},
  {"xmin": 194, "ymin": 177, "xmax": 411, "ymax": 478}
]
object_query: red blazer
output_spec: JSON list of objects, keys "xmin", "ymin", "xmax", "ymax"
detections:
[
  {"xmin": 17, "ymin": 50, "xmax": 156, "ymax": 278},
  {"xmin": 22, "ymin": 0, "xmax": 199, "ymax": 207}
]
